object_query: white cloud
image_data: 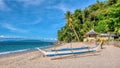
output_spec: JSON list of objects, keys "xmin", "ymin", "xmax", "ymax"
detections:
[
  {"xmin": 0, "ymin": 0, "xmax": 44, "ymax": 11},
  {"xmin": 0, "ymin": 23, "xmax": 28, "ymax": 33},
  {"xmin": 17, "ymin": 0, "xmax": 44, "ymax": 7},
  {"xmin": 30, "ymin": 18, "xmax": 42, "ymax": 25},
  {"xmin": 0, "ymin": 35, "xmax": 10, "ymax": 38},
  {"xmin": 0, "ymin": 0, "xmax": 11, "ymax": 11},
  {"xmin": 0, "ymin": 35, "xmax": 26, "ymax": 39},
  {"xmin": 52, "ymin": 22, "xmax": 65, "ymax": 29},
  {"xmin": 57, "ymin": 4, "xmax": 68, "ymax": 13},
  {"xmin": 47, "ymin": 3, "xmax": 75, "ymax": 13},
  {"xmin": 0, "ymin": 35, "xmax": 4, "ymax": 38},
  {"xmin": 22, "ymin": 18, "xmax": 42, "ymax": 25},
  {"xmin": 40, "ymin": 37, "xmax": 57, "ymax": 41}
]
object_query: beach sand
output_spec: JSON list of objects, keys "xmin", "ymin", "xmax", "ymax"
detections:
[{"xmin": 0, "ymin": 42, "xmax": 120, "ymax": 68}]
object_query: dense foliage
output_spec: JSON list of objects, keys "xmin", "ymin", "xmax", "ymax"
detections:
[{"xmin": 58, "ymin": 0, "xmax": 120, "ymax": 42}]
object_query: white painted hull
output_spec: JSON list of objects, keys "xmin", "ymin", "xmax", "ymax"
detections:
[{"xmin": 37, "ymin": 44, "xmax": 100, "ymax": 56}]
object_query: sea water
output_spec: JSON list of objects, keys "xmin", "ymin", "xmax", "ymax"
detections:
[{"xmin": 0, "ymin": 40, "xmax": 54, "ymax": 56}]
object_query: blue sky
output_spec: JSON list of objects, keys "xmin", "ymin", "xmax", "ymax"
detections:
[{"xmin": 0, "ymin": 0, "xmax": 105, "ymax": 40}]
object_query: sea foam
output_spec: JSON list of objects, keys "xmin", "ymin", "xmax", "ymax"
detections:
[{"xmin": 0, "ymin": 49, "xmax": 30, "ymax": 56}]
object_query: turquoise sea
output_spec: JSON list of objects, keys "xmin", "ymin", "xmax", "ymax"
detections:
[{"xmin": 0, "ymin": 40, "xmax": 54, "ymax": 56}]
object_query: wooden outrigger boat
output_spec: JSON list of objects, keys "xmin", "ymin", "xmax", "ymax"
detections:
[{"xmin": 37, "ymin": 42, "xmax": 103, "ymax": 57}]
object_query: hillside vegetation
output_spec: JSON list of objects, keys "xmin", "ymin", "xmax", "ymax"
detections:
[{"xmin": 58, "ymin": 0, "xmax": 120, "ymax": 42}]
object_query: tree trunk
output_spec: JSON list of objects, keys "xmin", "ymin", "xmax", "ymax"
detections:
[
  {"xmin": 71, "ymin": 27, "xmax": 80, "ymax": 41},
  {"xmin": 68, "ymin": 18, "xmax": 80, "ymax": 42}
]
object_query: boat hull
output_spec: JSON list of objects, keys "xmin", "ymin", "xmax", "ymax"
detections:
[
  {"xmin": 46, "ymin": 50, "xmax": 96, "ymax": 56},
  {"xmin": 38, "ymin": 47, "xmax": 98, "ymax": 57}
]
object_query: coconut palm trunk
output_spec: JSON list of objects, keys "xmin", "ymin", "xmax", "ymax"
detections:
[
  {"xmin": 66, "ymin": 11, "xmax": 80, "ymax": 42},
  {"xmin": 71, "ymin": 26, "xmax": 80, "ymax": 41},
  {"xmin": 68, "ymin": 17, "xmax": 80, "ymax": 41}
]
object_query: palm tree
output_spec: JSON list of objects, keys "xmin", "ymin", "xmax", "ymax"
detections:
[{"xmin": 65, "ymin": 11, "xmax": 80, "ymax": 41}]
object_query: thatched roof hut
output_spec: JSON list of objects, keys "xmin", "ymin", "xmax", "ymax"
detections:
[
  {"xmin": 86, "ymin": 29, "xmax": 98, "ymax": 35},
  {"xmin": 84, "ymin": 29, "xmax": 98, "ymax": 42},
  {"xmin": 85, "ymin": 29, "xmax": 98, "ymax": 37}
]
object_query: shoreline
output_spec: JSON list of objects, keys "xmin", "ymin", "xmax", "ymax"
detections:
[
  {"xmin": 0, "ymin": 50, "xmax": 37, "ymax": 58},
  {"xmin": 0, "ymin": 44, "xmax": 54, "ymax": 57}
]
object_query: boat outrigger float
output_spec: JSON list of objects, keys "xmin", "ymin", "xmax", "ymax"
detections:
[{"xmin": 37, "ymin": 42, "xmax": 103, "ymax": 57}]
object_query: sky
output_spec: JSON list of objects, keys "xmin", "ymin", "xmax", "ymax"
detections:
[{"xmin": 0, "ymin": 0, "xmax": 105, "ymax": 40}]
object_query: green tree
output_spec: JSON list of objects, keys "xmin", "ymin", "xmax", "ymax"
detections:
[
  {"xmin": 58, "ymin": 0, "xmax": 120, "ymax": 41},
  {"xmin": 65, "ymin": 11, "xmax": 80, "ymax": 41}
]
